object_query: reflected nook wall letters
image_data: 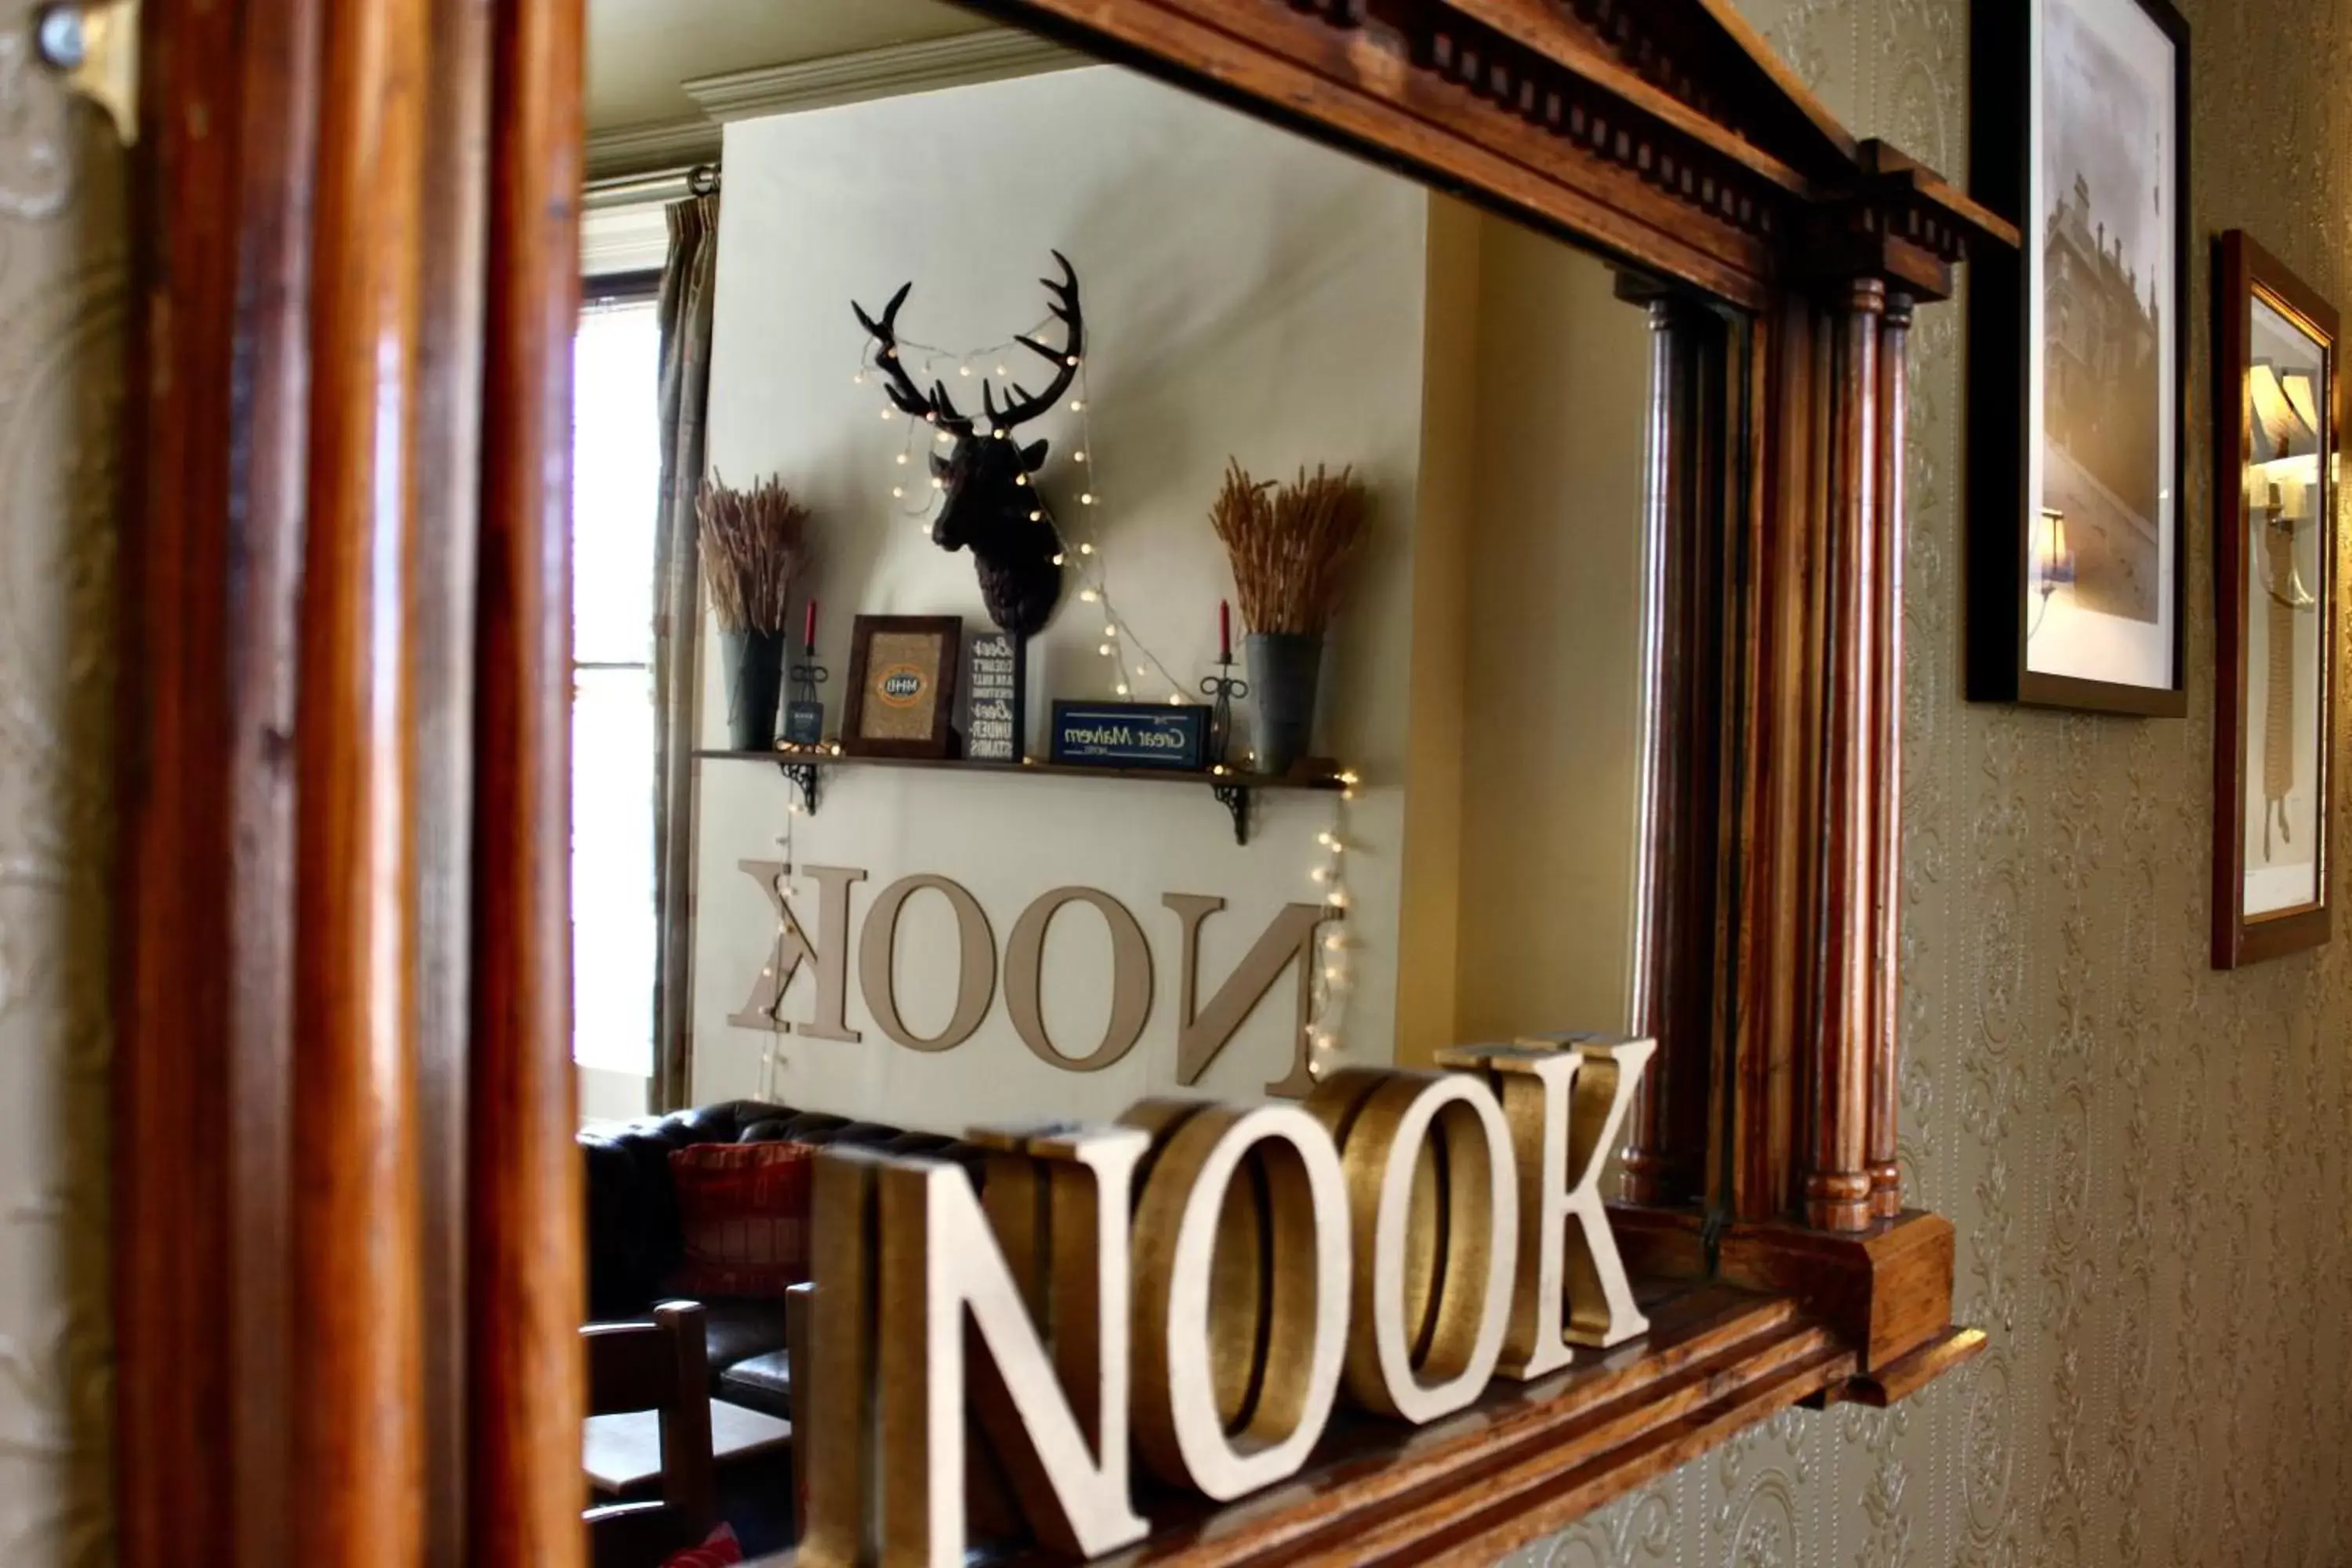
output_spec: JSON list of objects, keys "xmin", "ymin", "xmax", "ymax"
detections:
[{"xmin": 728, "ymin": 860, "xmax": 1338, "ymax": 1095}]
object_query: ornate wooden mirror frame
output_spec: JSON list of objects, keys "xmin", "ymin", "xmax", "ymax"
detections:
[{"xmin": 111, "ymin": 1, "xmax": 2015, "ymax": 1563}]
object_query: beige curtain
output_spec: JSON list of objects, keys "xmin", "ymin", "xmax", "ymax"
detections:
[{"xmin": 652, "ymin": 192, "xmax": 720, "ymax": 1112}]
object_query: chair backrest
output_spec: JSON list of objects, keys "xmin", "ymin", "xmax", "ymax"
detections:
[
  {"xmin": 785, "ymin": 1283, "xmax": 813, "ymax": 1535},
  {"xmin": 583, "ymin": 1301, "xmax": 716, "ymax": 1568}
]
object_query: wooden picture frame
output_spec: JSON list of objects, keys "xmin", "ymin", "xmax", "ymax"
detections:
[
  {"xmin": 1966, "ymin": 0, "xmax": 2191, "ymax": 714},
  {"xmin": 2212, "ymin": 230, "xmax": 2338, "ymax": 968},
  {"xmin": 841, "ymin": 615, "xmax": 962, "ymax": 758},
  {"xmin": 110, "ymin": 2, "xmax": 2014, "ymax": 1563}
]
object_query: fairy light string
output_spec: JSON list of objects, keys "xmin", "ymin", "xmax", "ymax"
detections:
[
  {"xmin": 854, "ymin": 317, "xmax": 1187, "ymax": 700},
  {"xmin": 1305, "ymin": 771, "xmax": 1360, "ymax": 1077},
  {"xmin": 757, "ymin": 804, "xmax": 800, "ymax": 1102},
  {"xmin": 848, "ymin": 304, "xmax": 1365, "ymax": 1066}
]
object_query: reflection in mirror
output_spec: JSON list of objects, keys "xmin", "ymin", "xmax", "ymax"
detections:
[
  {"xmin": 2241, "ymin": 296, "xmax": 2328, "ymax": 919},
  {"xmin": 573, "ymin": 277, "xmax": 665, "ymax": 1123},
  {"xmin": 573, "ymin": 0, "xmax": 1695, "ymax": 1557}
]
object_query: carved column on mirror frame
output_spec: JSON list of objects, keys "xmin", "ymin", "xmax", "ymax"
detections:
[
  {"xmin": 1867, "ymin": 293, "xmax": 1914, "ymax": 1221},
  {"xmin": 1619, "ymin": 286, "xmax": 1724, "ymax": 1209},
  {"xmin": 1805, "ymin": 277, "xmax": 1885, "ymax": 1234}
]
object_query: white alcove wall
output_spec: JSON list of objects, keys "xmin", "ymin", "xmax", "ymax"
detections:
[{"xmin": 690, "ymin": 64, "xmax": 1430, "ymax": 1127}]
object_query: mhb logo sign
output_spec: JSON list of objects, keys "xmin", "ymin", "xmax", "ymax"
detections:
[{"xmin": 878, "ymin": 664, "xmax": 929, "ymax": 706}]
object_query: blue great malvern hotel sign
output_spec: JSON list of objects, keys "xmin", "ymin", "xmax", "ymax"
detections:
[{"xmin": 1050, "ymin": 700, "xmax": 1209, "ymax": 770}]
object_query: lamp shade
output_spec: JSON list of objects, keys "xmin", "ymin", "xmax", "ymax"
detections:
[
  {"xmin": 2282, "ymin": 369, "xmax": 2322, "ymax": 439},
  {"xmin": 2038, "ymin": 506, "xmax": 2074, "ymax": 586},
  {"xmin": 2251, "ymin": 360, "xmax": 2320, "ymax": 463}
]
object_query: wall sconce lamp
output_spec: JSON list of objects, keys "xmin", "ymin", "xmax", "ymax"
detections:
[
  {"xmin": 2250, "ymin": 361, "xmax": 2323, "ymax": 506},
  {"xmin": 32, "ymin": 2, "xmax": 140, "ymax": 145},
  {"xmin": 2250, "ymin": 360, "xmax": 2324, "ymax": 607},
  {"xmin": 2036, "ymin": 507, "xmax": 2074, "ymax": 589},
  {"xmin": 2028, "ymin": 507, "xmax": 2073, "ymax": 640}
]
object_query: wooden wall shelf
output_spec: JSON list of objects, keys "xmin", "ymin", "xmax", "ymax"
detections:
[{"xmin": 691, "ymin": 749, "xmax": 1347, "ymax": 845}]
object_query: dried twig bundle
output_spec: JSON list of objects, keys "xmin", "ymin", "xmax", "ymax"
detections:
[
  {"xmin": 1209, "ymin": 459, "xmax": 1370, "ymax": 636},
  {"xmin": 697, "ymin": 471, "xmax": 811, "ymax": 634}
]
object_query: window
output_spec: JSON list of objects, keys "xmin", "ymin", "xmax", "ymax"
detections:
[{"xmin": 572, "ymin": 292, "xmax": 662, "ymax": 1088}]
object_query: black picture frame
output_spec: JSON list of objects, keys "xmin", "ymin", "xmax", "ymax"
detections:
[{"xmin": 1966, "ymin": 0, "xmax": 2190, "ymax": 715}]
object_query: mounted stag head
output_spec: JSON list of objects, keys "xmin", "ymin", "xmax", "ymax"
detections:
[{"xmin": 853, "ymin": 252, "xmax": 1086, "ymax": 637}]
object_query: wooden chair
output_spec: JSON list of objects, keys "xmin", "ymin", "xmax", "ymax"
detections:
[
  {"xmin": 584, "ymin": 1301, "xmax": 717, "ymax": 1568},
  {"xmin": 785, "ymin": 1283, "xmax": 813, "ymax": 1536}
]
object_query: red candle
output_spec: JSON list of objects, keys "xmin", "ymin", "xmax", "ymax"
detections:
[
  {"xmin": 804, "ymin": 598, "xmax": 818, "ymax": 652},
  {"xmin": 1219, "ymin": 599, "xmax": 1232, "ymax": 662}
]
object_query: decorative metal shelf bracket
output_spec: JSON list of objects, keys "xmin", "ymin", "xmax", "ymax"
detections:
[
  {"xmin": 775, "ymin": 757, "xmax": 822, "ymax": 817},
  {"xmin": 1212, "ymin": 779, "xmax": 1251, "ymax": 845}
]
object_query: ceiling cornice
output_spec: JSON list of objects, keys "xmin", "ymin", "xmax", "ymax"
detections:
[
  {"xmin": 681, "ymin": 26, "xmax": 1084, "ymax": 125},
  {"xmin": 586, "ymin": 117, "xmax": 723, "ymax": 182}
]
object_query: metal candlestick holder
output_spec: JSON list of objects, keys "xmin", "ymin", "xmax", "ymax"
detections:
[
  {"xmin": 1201, "ymin": 653, "xmax": 1251, "ymax": 842},
  {"xmin": 780, "ymin": 648, "xmax": 830, "ymax": 815},
  {"xmin": 1200, "ymin": 653, "xmax": 1249, "ymax": 770}
]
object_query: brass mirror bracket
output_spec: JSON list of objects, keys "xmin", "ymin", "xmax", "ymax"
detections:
[{"xmin": 34, "ymin": 1, "xmax": 140, "ymax": 145}]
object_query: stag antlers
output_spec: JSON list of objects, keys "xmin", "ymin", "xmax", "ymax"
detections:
[
  {"xmin": 985, "ymin": 252, "xmax": 1085, "ymax": 430},
  {"xmin": 852, "ymin": 251, "xmax": 1086, "ymax": 438}
]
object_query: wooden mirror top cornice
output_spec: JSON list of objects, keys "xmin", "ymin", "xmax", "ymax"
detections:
[
  {"xmin": 977, "ymin": 0, "xmax": 2016, "ymax": 307},
  {"xmin": 111, "ymin": 0, "xmax": 2020, "ymax": 1563}
]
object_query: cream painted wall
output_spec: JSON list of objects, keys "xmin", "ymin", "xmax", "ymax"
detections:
[
  {"xmin": 1449, "ymin": 216, "xmax": 1652, "ymax": 1047},
  {"xmin": 1396, "ymin": 202, "xmax": 1653, "ymax": 1060},
  {"xmin": 1393, "ymin": 199, "xmax": 1481, "ymax": 1061},
  {"xmin": 690, "ymin": 66, "xmax": 1430, "ymax": 1127}
]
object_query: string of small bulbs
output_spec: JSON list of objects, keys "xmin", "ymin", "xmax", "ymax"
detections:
[
  {"xmin": 841, "ymin": 318, "xmax": 1363, "ymax": 1069},
  {"xmin": 757, "ymin": 811, "xmax": 799, "ymax": 1102},
  {"xmin": 1305, "ymin": 770, "xmax": 1360, "ymax": 1079},
  {"xmin": 854, "ymin": 322, "xmax": 1188, "ymax": 702}
]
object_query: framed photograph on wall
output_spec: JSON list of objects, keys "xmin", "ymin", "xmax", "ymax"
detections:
[
  {"xmin": 842, "ymin": 615, "xmax": 963, "ymax": 758},
  {"xmin": 2212, "ymin": 231, "xmax": 2337, "ymax": 968},
  {"xmin": 1967, "ymin": 0, "xmax": 2190, "ymax": 714}
]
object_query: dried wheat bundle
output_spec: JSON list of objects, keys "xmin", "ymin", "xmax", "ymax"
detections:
[
  {"xmin": 1209, "ymin": 459, "xmax": 1370, "ymax": 636},
  {"xmin": 697, "ymin": 471, "xmax": 811, "ymax": 634}
]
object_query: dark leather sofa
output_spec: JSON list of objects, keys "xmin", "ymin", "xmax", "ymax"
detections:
[{"xmin": 580, "ymin": 1100, "xmax": 981, "ymax": 1419}]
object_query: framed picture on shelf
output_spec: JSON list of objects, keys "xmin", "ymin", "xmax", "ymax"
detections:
[
  {"xmin": 964, "ymin": 630, "xmax": 1025, "ymax": 764},
  {"xmin": 2212, "ymin": 231, "xmax": 2337, "ymax": 968},
  {"xmin": 1049, "ymin": 701, "xmax": 1210, "ymax": 771},
  {"xmin": 842, "ymin": 615, "xmax": 963, "ymax": 759},
  {"xmin": 1966, "ymin": 0, "xmax": 2189, "ymax": 713}
]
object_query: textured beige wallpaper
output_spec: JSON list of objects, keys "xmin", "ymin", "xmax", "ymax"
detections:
[
  {"xmin": 5, "ymin": 2, "xmax": 2352, "ymax": 1565},
  {"xmin": 1512, "ymin": 0, "xmax": 2352, "ymax": 1563},
  {"xmin": 0, "ymin": 5, "xmax": 122, "ymax": 1563}
]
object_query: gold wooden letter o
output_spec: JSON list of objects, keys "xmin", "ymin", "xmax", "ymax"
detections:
[
  {"xmin": 1125, "ymin": 1098, "xmax": 1349, "ymax": 1501},
  {"xmin": 1004, "ymin": 887, "xmax": 1152, "ymax": 1072},
  {"xmin": 1308, "ymin": 1068, "xmax": 1517, "ymax": 1423},
  {"xmin": 856, "ymin": 874, "xmax": 996, "ymax": 1052}
]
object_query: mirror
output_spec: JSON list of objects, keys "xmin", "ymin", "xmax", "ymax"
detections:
[
  {"xmin": 574, "ymin": 0, "xmax": 1700, "ymax": 1555},
  {"xmin": 2213, "ymin": 230, "xmax": 2338, "ymax": 968}
]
